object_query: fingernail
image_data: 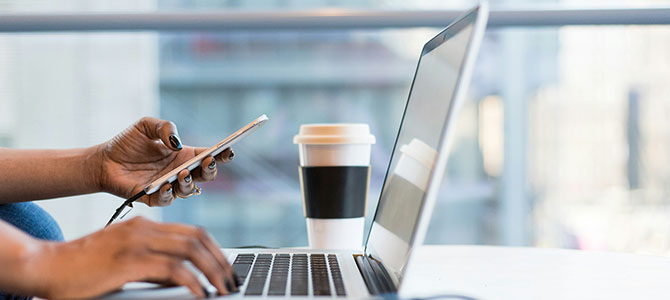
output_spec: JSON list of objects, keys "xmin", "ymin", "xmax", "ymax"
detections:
[
  {"xmin": 166, "ymin": 187, "xmax": 172, "ymax": 196},
  {"xmin": 233, "ymin": 272, "xmax": 241, "ymax": 287},
  {"xmin": 201, "ymin": 286, "xmax": 209, "ymax": 298},
  {"xmin": 208, "ymin": 159, "xmax": 216, "ymax": 170},
  {"xmin": 184, "ymin": 174, "xmax": 192, "ymax": 183},
  {"xmin": 229, "ymin": 150, "xmax": 235, "ymax": 160},
  {"xmin": 169, "ymin": 135, "xmax": 183, "ymax": 150},
  {"xmin": 224, "ymin": 278, "xmax": 233, "ymax": 292}
]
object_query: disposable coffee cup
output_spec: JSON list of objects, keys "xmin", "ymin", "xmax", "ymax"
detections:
[{"xmin": 294, "ymin": 124, "xmax": 376, "ymax": 249}]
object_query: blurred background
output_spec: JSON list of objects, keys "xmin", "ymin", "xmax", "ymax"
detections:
[{"xmin": 1, "ymin": 0, "xmax": 670, "ymax": 255}]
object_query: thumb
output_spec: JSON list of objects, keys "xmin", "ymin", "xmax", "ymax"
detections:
[{"xmin": 136, "ymin": 117, "xmax": 183, "ymax": 151}]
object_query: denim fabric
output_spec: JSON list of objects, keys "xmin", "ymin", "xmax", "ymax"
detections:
[
  {"xmin": 0, "ymin": 202, "xmax": 64, "ymax": 300},
  {"xmin": 0, "ymin": 202, "xmax": 63, "ymax": 241}
]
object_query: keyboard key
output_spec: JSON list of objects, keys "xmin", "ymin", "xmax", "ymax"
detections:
[
  {"xmin": 239, "ymin": 253, "xmax": 347, "ymax": 297},
  {"xmin": 232, "ymin": 254, "xmax": 255, "ymax": 282},
  {"xmin": 233, "ymin": 264, "xmax": 252, "ymax": 281},
  {"xmin": 268, "ymin": 254, "xmax": 289, "ymax": 296},
  {"xmin": 310, "ymin": 254, "xmax": 331, "ymax": 296},
  {"xmin": 328, "ymin": 255, "xmax": 347, "ymax": 296},
  {"xmin": 291, "ymin": 254, "xmax": 308, "ymax": 296},
  {"xmin": 245, "ymin": 255, "xmax": 271, "ymax": 296}
]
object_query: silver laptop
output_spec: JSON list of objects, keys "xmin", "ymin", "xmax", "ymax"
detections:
[
  {"xmin": 224, "ymin": 5, "xmax": 488, "ymax": 298},
  {"xmin": 99, "ymin": 3, "xmax": 488, "ymax": 300}
]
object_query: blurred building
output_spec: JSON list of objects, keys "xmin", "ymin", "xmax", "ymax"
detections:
[
  {"xmin": 156, "ymin": 1, "xmax": 558, "ymax": 247},
  {"xmin": 0, "ymin": 0, "xmax": 669, "ymax": 255}
]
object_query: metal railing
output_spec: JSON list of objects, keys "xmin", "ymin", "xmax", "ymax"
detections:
[{"xmin": 0, "ymin": 7, "xmax": 668, "ymax": 32}]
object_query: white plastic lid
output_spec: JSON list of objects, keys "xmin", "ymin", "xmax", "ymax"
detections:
[
  {"xmin": 294, "ymin": 124, "xmax": 376, "ymax": 145},
  {"xmin": 399, "ymin": 138, "xmax": 437, "ymax": 169}
]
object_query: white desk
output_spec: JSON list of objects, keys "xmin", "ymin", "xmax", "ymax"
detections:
[
  {"xmin": 96, "ymin": 245, "xmax": 670, "ymax": 299},
  {"xmin": 402, "ymin": 245, "xmax": 670, "ymax": 299}
]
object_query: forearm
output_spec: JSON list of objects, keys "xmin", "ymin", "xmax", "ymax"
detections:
[
  {"xmin": 0, "ymin": 146, "xmax": 102, "ymax": 203},
  {"xmin": 0, "ymin": 220, "xmax": 50, "ymax": 298}
]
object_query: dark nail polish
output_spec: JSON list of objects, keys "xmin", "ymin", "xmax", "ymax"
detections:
[
  {"xmin": 166, "ymin": 187, "xmax": 172, "ymax": 195},
  {"xmin": 208, "ymin": 159, "xmax": 216, "ymax": 170},
  {"xmin": 233, "ymin": 272, "xmax": 241, "ymax": 287},
  {"xmin": 224, "ymin": 278, "xmax": 233, "ymax": 292},
  {"xmin": 201, "ymin": 286, "xmax": 209, "ymax": 298},
  {"xmin": 229, "ymin": 150, "xmax": 235, "ymax": 160},
  {"xmin": 168, "ymin": 135, "xmax": 182, "ymax": 150},
  {"xmin": 184, "ymin": 174, "xmax": 192, "ymax": 183}
]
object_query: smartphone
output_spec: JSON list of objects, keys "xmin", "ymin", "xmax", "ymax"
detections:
[{"xmin": 143, "ymin": 114, "xmax": 268, "ymax": 195}]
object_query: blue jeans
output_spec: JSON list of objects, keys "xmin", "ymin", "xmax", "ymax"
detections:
[{"xmin": 0, "ymin": 202, "xmax": 64, "ymax": 300}]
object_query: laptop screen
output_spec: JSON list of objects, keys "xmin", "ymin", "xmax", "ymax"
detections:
[{"xmin": 365, "ymin": 7, "xmax": 483, "ymax": 283}]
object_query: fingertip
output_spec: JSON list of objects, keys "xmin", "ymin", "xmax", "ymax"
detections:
[
  {"xmin": 223, "ymin": 277, "xmax": 234, "ymax": 294},
  {"xmin": 233, "ymin": 272, "xmax": 241, "ymax": 287},
  {"xmin": 176, "ymin": 169, "xmax": 196, "ymax": 198},
  {"xmin": 224, "ymin": 148, "xmax": 234, "ymax": 162},
  {"xmin": 199, "ymin": 156, "xmax": 217, "ymax": 182},
  {"xmin": 178, "ymin": 169, "xmax": 191, "ymax": 182},
  {"xmin": 159, "ymin": 120, "xmax": 181, "ymax": 151},
  {"xmin": 168, "ymin": 135, "xmax": 183, "ymax": 151},
  {"xmin": 228, "ymin": 272, "xmax": 239, "ymax": 292},
  {"xmin": 217, "ymin": 280, "xmax": 229, "ymax": 296},
  {"xmin": 169, "ymin": 260, "xmax": 207, "ymax": 299},
  {"xmin": 156, "ymin": 184, "xmax": 175, "ymax": 206},
  {"xmin": 215, "ymin": 148, "xmax": 233, "ymax": 163},
  {"xmin": 184, "ymin": 280, "xmax": 206, "ymax": 299},
  {"xmin": 188, "ymin": 284, "xmax": 206, "ymax": 299},
  {"xmin": 202, "ymin": 156, "xmax": 216, "ymax": 171}
]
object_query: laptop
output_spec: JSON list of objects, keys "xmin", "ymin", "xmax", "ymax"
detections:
[{"xmin": 98, "ymin": 3, "xmax": 488, "ymax": 300}]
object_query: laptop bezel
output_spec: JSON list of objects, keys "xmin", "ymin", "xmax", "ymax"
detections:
[{"xmin": 363, "ymin": 2, "xmax": 489, "ymax": 291}]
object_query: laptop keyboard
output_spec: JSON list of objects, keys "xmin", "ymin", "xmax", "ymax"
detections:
[{"xmin": 233, "ymin": 253, "xmax": 346, "ymax": 297}]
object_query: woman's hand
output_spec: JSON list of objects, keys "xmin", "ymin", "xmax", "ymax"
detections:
[
  {"xmin": 95, "ymin": 117, "xmax": 233, "ymax": 207},
  {"xmin": 29, "ymin": 217, "xmax": 237, "ymax": 299}
]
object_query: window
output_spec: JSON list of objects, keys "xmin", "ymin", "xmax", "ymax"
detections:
[{"xmin": 1, "ymin": 0, "xmax": 670, "ymax": 255}]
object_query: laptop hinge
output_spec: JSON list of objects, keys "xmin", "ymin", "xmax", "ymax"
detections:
[{"xmin": 354, "ymin": 254, "xmax": 397, "ymax": 295}]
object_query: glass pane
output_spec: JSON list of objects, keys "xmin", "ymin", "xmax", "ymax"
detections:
[
  {"xmin": 159, "ymin": 29, "xmax": 431, "ymax": 247},
  {"xmin": 0, "ymin": 3, "xmax": 669, "ymax": 255},
  {"xmin": 159, "ymin": 24, "xmax": 670, "ymax": 254}
]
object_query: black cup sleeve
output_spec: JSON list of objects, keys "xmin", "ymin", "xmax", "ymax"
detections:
[{"xmin": 300, "ymin": 166, "xmax": 369, "ymax": 218}]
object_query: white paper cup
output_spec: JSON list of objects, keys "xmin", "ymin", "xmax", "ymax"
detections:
[{"xmin": 294, "ymin": 124, "xmax": 375, "ymax": 249}]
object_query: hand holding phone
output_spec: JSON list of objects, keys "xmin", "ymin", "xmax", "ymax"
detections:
[
  {"xmin": 144, "ymin": 114, "xmax": 268, "ymax": 195},
  {"xmin": 105, "ymin": 114, "xmax": 269, "ymax": 227}
]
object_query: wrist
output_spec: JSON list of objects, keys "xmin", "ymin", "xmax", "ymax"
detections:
[
  {"xmin": 84, "ymin": 144, "xmax": 106, "ymax": 194},
  {"xmin": 15, "ymin": 239, "xmax": 55, "ymax": 298}
]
